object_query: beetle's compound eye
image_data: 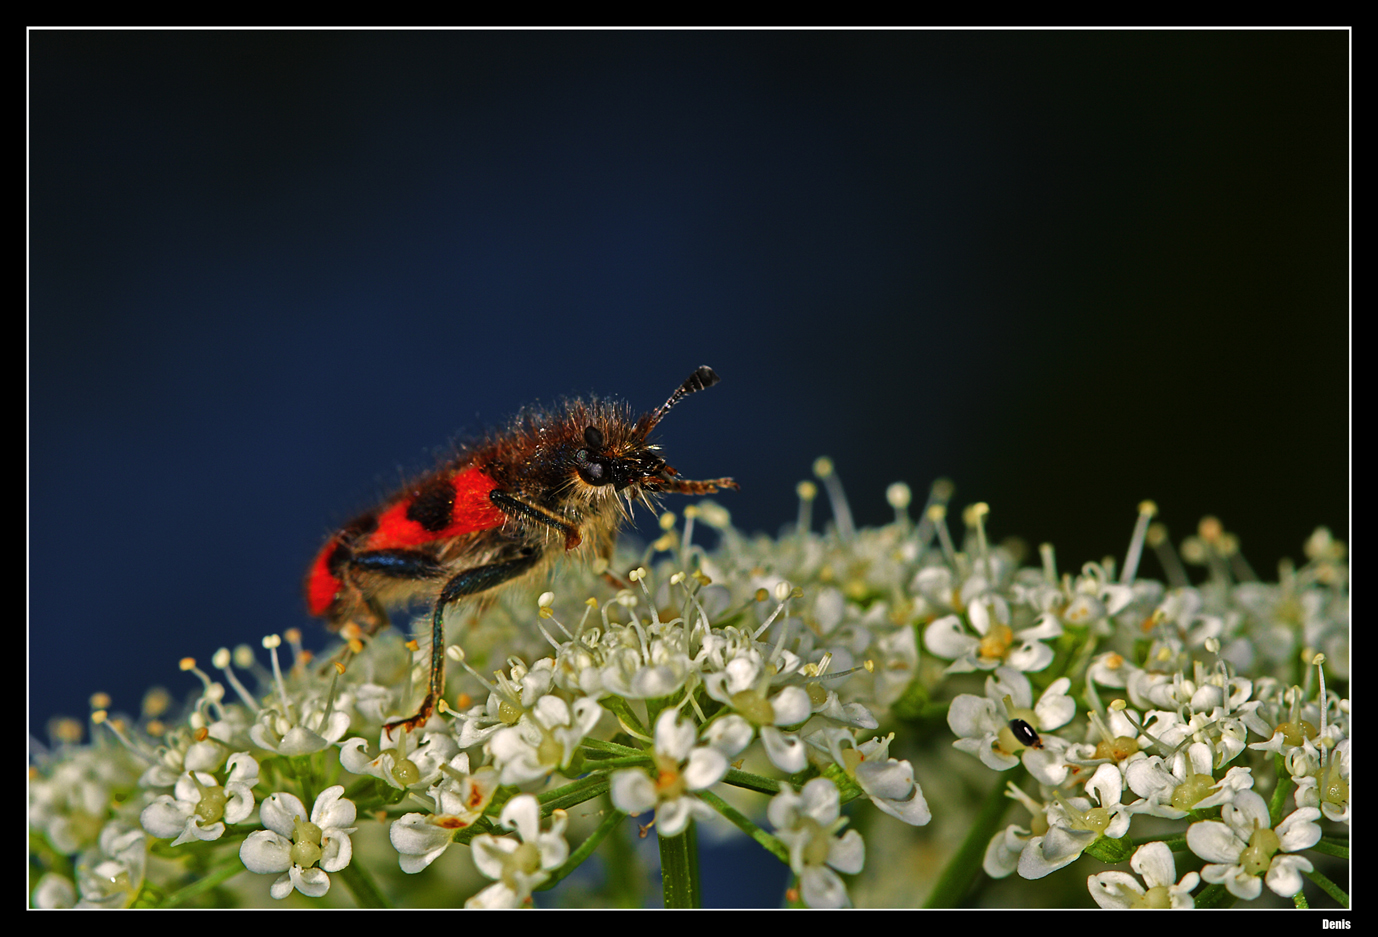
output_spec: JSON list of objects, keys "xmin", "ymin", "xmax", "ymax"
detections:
[{"xmin": 579, "ymin": 460, "xmax": 608, "ymax": 484}]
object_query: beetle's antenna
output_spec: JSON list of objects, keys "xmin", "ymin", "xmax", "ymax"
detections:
[{"xmin": 636, "ymin": 366, "xmax": 721, "ymax": 436}]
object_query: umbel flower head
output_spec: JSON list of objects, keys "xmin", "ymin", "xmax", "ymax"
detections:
[{"xmin": 28, "ymin": 472, "xmax": 1347, "ymax": 909}]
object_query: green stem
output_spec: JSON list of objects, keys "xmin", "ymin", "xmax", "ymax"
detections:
[
  {"xmin": 922, "ymin": 764, "xmax": 1023, "ymax": 908},
  {"xmin": 658, "ymin": 818, "xmax": 701, "ymax": 908},
  {"xmin": 538, "ymin": 776, "xmax": 611, "ymax": 813},
  {"xmin": 1312, "ymin": 837, "xmax": 1350, "ymax": 859},
  {"xmin": 600, "ymin": 696, "xmax": 649, "ymax": 739},
  {"xmin": 580, "ymin": 737, "xmax": 648, "ymax": 757},
  {"xmin": 536, "ymin": 804, "xmax": 626, "ymax": 892},
  {"xmin": 722, "ymin": 767, "xmax": 784, "ymax": 796},
  {"xmin": 1304, "ymin": 868, "xmax": 1349, "ymax": 908},
  {"xmin": 334, "ymin": 856, "xmax": 392, "ymax": 908},
  {"xmin": 697, "ymin": 788, "xmax": 790, "ymax": 864},
  {"xmin": 156, "ymin": 854, "xmax": 248, "ymax": 908}
]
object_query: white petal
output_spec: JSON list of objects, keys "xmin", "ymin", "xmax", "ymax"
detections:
[
  {"xmin": 655, "ymin": 798, "xmax": 694, "ymax": 838},
  {"xmin": 239, "ymin": 830, "xmax": 292, "ymax": 874},
  {"xmin": 799, "ymin": 777, "xmax": 842, "ymax": 823},
  {"xmin": 924, "ymin": 615, "xmax": 976, "ymax": 659},
  {"xmin": 800, "ymin": 865, "xmax": 850, "ymax": 909},
  {"xmin": 499, "ymin": 794, "xmax": 542, "ymax": 842},
  {"xmin": 609, "ymin": 769, "xmax": 657, "ymax": 816},
  {"xmin": 1005, "ymin": 640, "xmax": 1054, "ymax": 672},
  {"xmin": 768, "ymin": 786, "xmax": 803, "ymax": 831},
  {"xmin": 470, "ymin": 833, "xmax": 518, "ymax": 880},
  {"xmin": 276, "ymin": 725, "xmax": 330, "ymax": 756},
  {"xmin": 1186, "ymin": 820, "xmax": 1242, "ymax": 864},
  {"xmin": 532, "ymin": 695, "xmax": 572, "ymax": 729},
  {"xmin": 682, "ymin": 746, "xmax": 729, "ymax": 790},
  {"xmin": 316, "ymin": 711, "xmax": 353, "ymax": 744},
  {"xmin": 1130, "ymin": 841, "xmax": 1177, "ymax": 887},
  {"xmin": 1222, "ymin": 790, "xmax": 1270, "ymax": 834},
  {"xmin": 828, "ymin": 828, "xmax": 865, "ymax": 875},
  {"xmin": 312, "ymin": 786, "xmax": 356, "ymax": 831},
  {"xmin": 269, "ymin": 872, "xmax": 295, "ymax": 900},
  {"xmin": 1277, "ymin": 806, "xmax": 1323, "ymax": 852},
  {"xmin": 655, "ymin": 710, "xmax": 697, "ymax": 760},
  {"xmin": 339, "ymin": 738, "xmax": 376, "ymax": 775},
  {"xmin": 946, "ymin": 694, "xmax": 999, "ymax": 738},
  {"xmin": 703, "ymin": 714, "xmax": 754, "ymax": 756},
  {"xmin": 140, "ymin": 797, "xmax": 192, "ymax": 840},
  {"xmin": 572, "ymin": 697, "xmax": 604, "ymax": 734},
  {"xmin": 290, "ymin": 865, "xmax": 331, "ymax": 898},
  {"xmin": 761, "ymin": 726, "xmax": 807, "ymax": 773},
  {"xmin": 224, "ymin": 785, "xmax": 257, "ymax": 825},
  {"xmin": 465, "ymin": 881, "xmax": 520, "ymax": 909},
  {"xmin": 259, "ymin": 791, "xmax": 309, "ymax": 837},
  {"xmin": 1088, "ymin": 871, "xmax": 1142, "ymax": 908},
  {"xmin": 389, "ymin": 815, "xmax": 452, "ymax": 872},
  {"xmin": 176, "ymin": 818, "xmax": 225, "ymax": 846},
  {"xmin": 1034, "ymin": 678, "xmax": 1076, "ymax": 729},
  {"xmin": 856, "ymin": 759, "xmax": 931, "ymax": 826},
  {"xmin": 320, "ymin": 830, "xmax": 353, "ymax": 873},
  {"xmin": 771, "ymin": 686, "xmax": 813, "ymax": 726},
  {"xmin": 1264, "ymin": 853, "xmax": 1313, "ymax": 897},
  {"xmin": 982, "ymin": 825, "xmax": 1026, "ymax": 878}
]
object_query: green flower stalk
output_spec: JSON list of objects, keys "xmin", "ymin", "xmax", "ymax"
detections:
[{"xmin": 29, "ymin": 471, "xmax": 1348, "ymax": 908}]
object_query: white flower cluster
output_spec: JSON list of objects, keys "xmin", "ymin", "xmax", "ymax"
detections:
[
  {"xmin": 920, "ymin": 506, "xmax": 1349, "ymax": 907},
  {"xmin": 28, "ymin": 478, "xmax": 1348, "ymax": 909}
]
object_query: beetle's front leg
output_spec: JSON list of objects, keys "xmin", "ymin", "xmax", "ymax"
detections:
[{"xmin": 384, "ymin": 546, "xmax": 545, "ymax": 738}]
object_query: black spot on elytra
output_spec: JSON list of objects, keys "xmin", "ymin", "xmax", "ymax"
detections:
[
  {"xmin": 324, "ymin": 541, "xmax": 352, "ymax": 577},
  {"xmin": 406, "ymin": 477, "xmax": 457, "ymax": 532},
  {"xmin": 340, "ymin": 512, "xmax": 379, "ymax": 541}
]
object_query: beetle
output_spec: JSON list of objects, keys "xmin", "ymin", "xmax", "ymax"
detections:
[{"xmin": 305, "ymin": 366, "xmax": 737, "ymax": 736}]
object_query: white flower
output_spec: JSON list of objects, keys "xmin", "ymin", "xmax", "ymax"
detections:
[
  {"xmin": 1088, "ymin": 841, "xmax": 1199, "ymax": 908},
  {"xmin": 465, "ymin": 795, "xmax": 569, "ymax": 908},
  {"xmin": 249, "ymin": 702, "xmax": 350, "ymax": 756},
  {"xmin": 139, "ymin": 752, "xmax": 259, "ymax": 845},
  {"xmin": 340, "ymin": 727, "xmax": 457, "ymax": 791},
  {"xmin": 849, "ymin": 733, "xmax": 930, "ymax": 826},
  {"xmin": 138, "ymin": 715, "xmax": 246, "ymax": 788},
  {"xmin": 239, "ymin": 786, "xmax": 357, "ymax": 900},
  {"xmin": 807, "ymin": 727, "xmax": 930, "ymax": 826},
  {"xmin": 488, "ymin": 694, "xmax": 603, "ymax": 785},
  {"xmin": 947, "ymin": 668, "xmax": 1073, "ymax": 782},
  {"xmin": 704, "ymin": 647, "xmax": 813, "ymax": 773},
  {"xmin": 1186, "ymin": 789, "xmax": 1320, "ymax": 899},
  {"xmin": 390, "ymin": 757, "xmax": 501, "ymax": 873},
  {"xmin": 1123, "ymin": 749, "xmax": 1253, "ymax": 819},
  {"xmin": 31, "ymin": 872, "xmax": 77, "ymax": 909},
  {"xmin": 984, "ymin": 821, "xmax": 1034, "ymax": 879},
  {"xmin": 768, "ymin": 778, "xmax": 865, "ymax": 908},
  {"xmin": 923, "ymin": 596, "xmax": 1057, "ymax": 674},
  {"xmin": 1018, "ymin": 764, "xmax": 1132, "ymax": 880},
  {"xmin": 610, "ymin": 709, "xmax": 728, "ymax": 837},
  {"xmin": 73, "ymin": 822, "xmax": 147, "ymax": 909},
  {"xmin": 1292, "ymin": 738, "xmax": 1350, "ymax": 825}
]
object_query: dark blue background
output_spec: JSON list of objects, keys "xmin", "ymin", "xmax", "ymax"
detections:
[{"xmin": 30, "ymin": 31, "xmax": 1347, "ymax": 904}]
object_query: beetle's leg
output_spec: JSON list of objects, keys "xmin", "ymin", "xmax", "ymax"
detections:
[
  {"xmin": 384, "ymin": 546, "xmax": 545, "ymax": 738},
  {"xmin": 329, "ymin": 548, "xmax": 448, "ymax": 633},
  {"xmin": 320, "ymin": 548, "xmax": 447, "ymax": 674},
  {"xmin": 489, "ymin": 489, "xmax": 583, "ymax": 550}
]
